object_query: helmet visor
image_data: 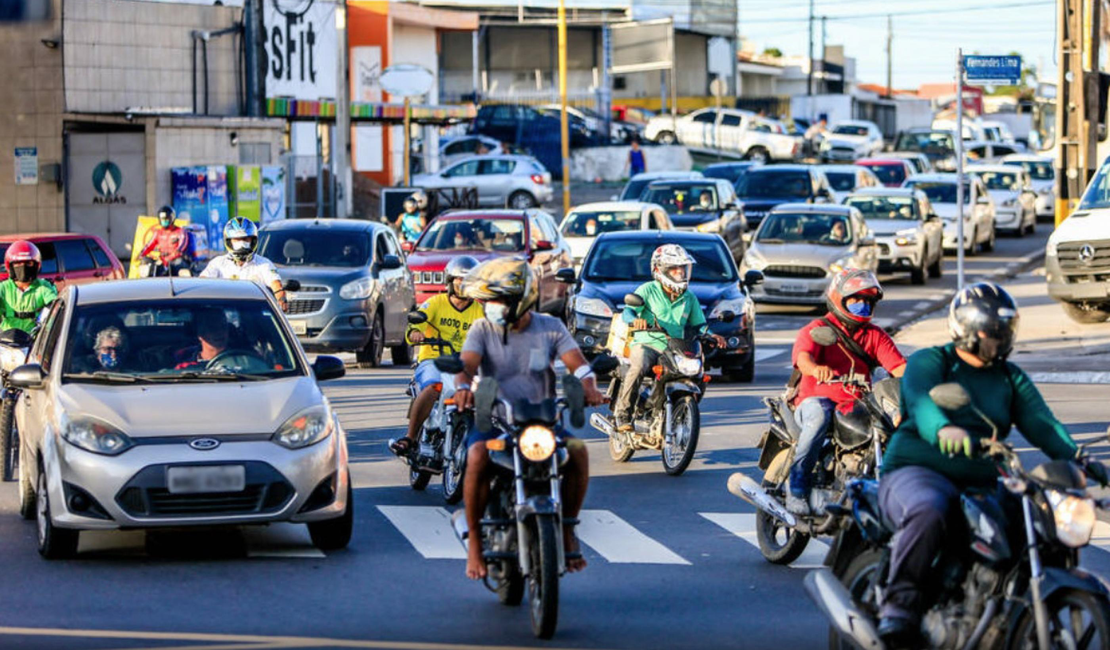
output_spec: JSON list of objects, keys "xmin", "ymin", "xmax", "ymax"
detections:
[{"xmin": 664, "ymin": 265, "xmax": 690, "ymax": 284}]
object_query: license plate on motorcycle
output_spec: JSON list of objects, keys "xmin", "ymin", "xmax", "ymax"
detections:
[
  {"xmin": 780, "ymin": 284, "xmax": 808, "ymax": 294},
  {"xmin": 167, "ymin": 465, "xmax": 246, "ymax": 494},
  {"xmin": 289, "ymin": 319, "xmax": 308, "ymax": 335}
]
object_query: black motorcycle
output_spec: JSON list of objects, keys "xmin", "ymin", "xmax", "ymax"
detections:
[
  {"xmin": 590, "ymin": 293, "xmax": 733, "ymax": 476},
  {"xmin": 451, "ymin": 354, "xmax": 616, "ymax": 639},
  {"xmin": 730, "ymin": 325, "xmax": 901, "ymax": 565},
  {"xmin": 808, "ymin": 382, "xmax": 1110, "ymax": 650}
]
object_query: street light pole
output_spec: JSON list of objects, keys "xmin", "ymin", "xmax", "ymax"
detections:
[
  {"xmin": 558, "ymin": 0, "xmax": 571, "ymax": 214},
  {"xmin": 334, "ymin": 0, "xmax": 350, "ymax": 218}
]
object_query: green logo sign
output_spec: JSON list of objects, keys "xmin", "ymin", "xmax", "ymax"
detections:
[{"xmin": 92, "ymin": 161, "xmax": 126, "ymax": 204}]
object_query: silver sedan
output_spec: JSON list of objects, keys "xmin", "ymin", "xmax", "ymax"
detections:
[{"xmin": 13, "ymin": 279, "xmax": 352, "ymax": 558}]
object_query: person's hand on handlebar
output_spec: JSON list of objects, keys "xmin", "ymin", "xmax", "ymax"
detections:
[
  {"xmin": 938, "ymin": 426, "xmax": 973, "ymax": 458},
  {"xmin": 409, "ymin": 330, "xmax": 425, "ymax": 344},
  {"xmin": 454, "ymin": 386, "xmax": 473, "ymax": 411},
  {"xmin": 584, "ymin": 382, "xmax": 608, "ymax": 407},
  {"xmin": 709, "ymin": 334, "xmax": 727, "ymax": 349},
  {"xmin": 810, "ymin": 365, "xmax": 836, "ymax": 383},
  {"xmin": 1080, "ymin": 454, "xmax": 1110, "ymax": 487},
  {"xmin": 631, "ymin": 318, "xmax": 649, "ymax": 331}
]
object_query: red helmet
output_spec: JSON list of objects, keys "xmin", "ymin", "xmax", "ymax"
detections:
[
  {"xmin": 4, "ymin": 240, "xmax": 42, "ymax": 278},
  {"xmin": 826, "ymin": 268, "xmax": 883, "ymax": 326}
]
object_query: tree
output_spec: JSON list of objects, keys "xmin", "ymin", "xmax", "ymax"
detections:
[{"xmin": 762, "ymin": 47, "xmax": 783, "ymax": 58}]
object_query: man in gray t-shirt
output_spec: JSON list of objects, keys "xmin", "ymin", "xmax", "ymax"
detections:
[{"xmin": 462, "ymin": 313, "xmax": 579, "ymax": 405}]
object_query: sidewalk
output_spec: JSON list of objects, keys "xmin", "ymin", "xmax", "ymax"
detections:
[{"xmin": 896, "ymin": 267, "xmax": 1110, "ymax": 384}]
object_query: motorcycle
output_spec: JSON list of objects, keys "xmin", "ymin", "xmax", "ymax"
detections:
[
  {"xmin": 137, "ymin": 254, "xmax": 200, "ymax": 278},
  {"xmin": 400, "ymin": 311, "xmax": 469, "ymax": 504},
  {"xmin": 0, "ymin": 327, "xmax": 32, "ymax": 483},
  {"xmin": 807, "ymin": 382, "xmax": 1110, "ymax": 650},
  {"xmin": 451, "ymin": 354, "xmax": 617, "ymax": 639},
  {"xmin": 729, "ymin": 324, "xmax": 901, "ymax": 565},
  {"xmin": 589, "ymin": 292, "xmax": 733, "ymax": 476}
]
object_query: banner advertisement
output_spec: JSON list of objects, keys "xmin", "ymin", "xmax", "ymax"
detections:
[
  {"xmin": 206, "ymin": 165, "xmax": 230, "ymax": 253},
  {"xmin": 229, "ymin": 165, "xmax": 262, "ymax": 223},
  {"xmin": 171, "ymin": 166, "xmax": 208, "ymax": 226},
  {"xmin": 128, "ymin": 214, "xmax": 192, "ymax": 279},
  {"xmin": 261, "ymin": 166, "xmax": 287, "ymax": 224},
  {"xmin": 264, "ymin": 0, "xmax": 338, "ymax": 100}
]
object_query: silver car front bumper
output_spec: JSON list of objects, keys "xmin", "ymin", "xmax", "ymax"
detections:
[{"xmin": 748, "ymin": 276, "xmax": 830, "ymax": 305}]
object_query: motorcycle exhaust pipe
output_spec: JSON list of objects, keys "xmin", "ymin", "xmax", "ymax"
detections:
[
  {"xmin": 589, "ymin": 412, "xmax": 615, "ymax": 437},
  {"xmin": 803, "ymin": 569, "xmax": 885, "ymax": 650},
  {"xmin": 450, "ymin": 509, "xmax": 469, "ymax": 548},
  {"xmin": 727, "ymin": 473, "xmax": 797, "ymax": 528}
]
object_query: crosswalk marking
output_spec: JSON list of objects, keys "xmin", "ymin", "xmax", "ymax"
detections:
[
  {"xmin": 754, "ymin": 348, "xmax": 788, "ymax": 364},
  {"xmin": 1091, "ymin": 521, "xmax": 1110, "ymax": 554},
  {"xmin": 576, "ymin": 509, "xmax": 690, "ymax": 565},
  {"xmin": 699, "ymin": 512, "xmax": 829, "ymax": 569},
  {"xmin": 377, "ymin": 505, "xmax": 467, "ymax": 559}
]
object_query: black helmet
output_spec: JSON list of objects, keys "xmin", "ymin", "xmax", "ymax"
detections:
[
  {"xmin": 444, "ymin": 255, "xmax": 479, "ymax": 298},
  {"xmin": 463, "ymin": 258, "xmax": 538, "ymax": 325},
  {"xmin": 948, "ymin": 282, "xmax": 1020, "ymax": 365},
  {"xmin": 157, "ymin": 205, "xmax": 176, "ymax": 228}
]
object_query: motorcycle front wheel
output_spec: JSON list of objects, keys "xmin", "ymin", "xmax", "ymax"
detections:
[
  {"xmin": 755, "ymin": 478, "xmax": 810, "ymax": 565},
  {"xmin": 1008, "ymin": 589, "xmax": 1110, "ymax": 650},
  {"xmin": 528, "ymin": 515, "xmax": 560, "ymax": 639},
  {"xmin": 442, "ymin": 417, "xmax": 467, "ymax": 505},
  {"xmin": 661, "ymin": 395, "xmax": 699, "ymax": 476},
  {"xmin": 409, "ymin": 466, "xmax": 432, "ymax": 491}
]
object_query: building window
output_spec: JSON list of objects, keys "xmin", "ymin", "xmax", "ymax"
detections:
[
  {"xmin": 239, "ymin": 143, "xmax": 272, "ymax": 165},
  {"xmin": 613, "ymin": 76, "xmax": 626, "ymax": 90}
]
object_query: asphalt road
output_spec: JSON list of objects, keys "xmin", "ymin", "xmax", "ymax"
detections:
[{"xmin": 1, "ymin": 226, "xmax": 1106, "ymax": 650}]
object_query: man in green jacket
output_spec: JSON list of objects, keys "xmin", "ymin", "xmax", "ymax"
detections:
[
  {"xmin": 613, "ymin": 244, "xmax": 725, "ymax": 432},
  {"xmin": 0, "ymin": 240, "xmax": 57, "ymax": 334},
  {"xmin": 876, "ymin": 283, "xmax": 1101, "ymax": 645}
]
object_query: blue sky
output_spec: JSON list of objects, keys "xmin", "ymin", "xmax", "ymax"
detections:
[{"xmin": 738, "ymin": 0, "xmax": 1056, "ymax": 89}]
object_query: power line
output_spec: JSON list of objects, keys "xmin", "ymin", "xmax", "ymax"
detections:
[{"xmin": 741, "ymin": 0, "xmax": 1052, "ymax": 23}]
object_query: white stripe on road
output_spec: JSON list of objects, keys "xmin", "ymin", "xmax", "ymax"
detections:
[
  {"xmin": 755, "ymin": 348, "xmax": 788, "ymax": 364},
  {"xmin": 913, "ymin": 301, "xmax": 933, "ymax": 310},
  {"xmin": 699, "ymin": 512, "xmax": 830, "ymax": 569},
  {"xmin": 1027, "ymin": 372, "xmax": 1110, "ymax": 385},
  {"xmin": 377, "ymin": 505, "xmax": 467, "ymax": 559},
  {"xmin": 1091, "ymin": 521, "xmax": 1110, "ymax": 554},
  {"xmin": 576, "ymin": 509, "xmax": 690, "ymax": 565}
]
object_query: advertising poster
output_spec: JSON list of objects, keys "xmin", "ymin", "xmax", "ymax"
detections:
[
  {"xmin": 261, "ymin": 166, "xmax": 286, "ymax": 224},
  {"xmin": 171, "ymin": 166, "xmax": 208, "ymax": 226},
  {"xmin": 206, "ymin": 165, "xmax": 230, "ymax": 255},
  {"xmin": 229, "ymin": 165, "xmax": 262, "ymax": 223}
]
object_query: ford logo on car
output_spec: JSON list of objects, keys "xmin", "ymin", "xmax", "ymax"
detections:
[{"xmin": 189, "ymin": 438, "xmax": 220, "ymax": 451}]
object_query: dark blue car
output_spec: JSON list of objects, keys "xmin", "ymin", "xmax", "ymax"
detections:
[
  {"xmin": 733, "ymin": 164, "xmax": 834, "ymax": 230},
  {"xmin": 567, "ymin": 231, "xmax": 762, "ymax": 382}
]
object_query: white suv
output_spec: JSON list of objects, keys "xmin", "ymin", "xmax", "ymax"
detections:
[{"xmin": 644, "ymin": 108, "xmax": 798, "ymax": 163}]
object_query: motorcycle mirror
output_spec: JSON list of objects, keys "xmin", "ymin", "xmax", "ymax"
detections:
[
  {"xmin": 407, "ymin": 311, "xmax": 429, "ymax": 325},
  {"xmin": 717, "ymin": 310, "xmax": 736, "ymax": 323},
  {"xmin": 283, "ymin": 279, "xmax": 301, "ymax": 292},
  {"xmin": 929, "ymin": 383, "xmax": 971, "ymax": 411},
  {"xmin": 623, "ymin": 293, "xmax": 645, "ymax": 308},
  {"xmin": 810, "ymin": 326, "xmax": 838, "ymax": 347},
  {"xmin": 474, "ymin": 376, "xmax": 500, "ymax": 435},
  {"xmin": 562, "ymin": 374, "xmax": 586, "ymax": 429}
]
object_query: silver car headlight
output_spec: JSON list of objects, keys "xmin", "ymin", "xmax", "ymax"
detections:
[
  {"xmin": 62, "ymin": 416, "xmax": 134, "ymax": 455},
  {"xmin": 696, "ymin": 220, "xmax": 721, "ymax": 233},
  {"xmin": 519, "ymin": 425, "xmax": 556, "ymax": 462},
  {"xmin": 273, "ymin": 404, "xmax": 334, "ymax": 449},
  {"xmin": 710, "ymin": 298, "xmax": 746, "ymax": 321},
  {"xmin": 675, "ymin": 356, "xmax": 703, "ymax": 377},
  {"xmin": 894, "ymin": 229, "xmax": 918, "ymax": 246},
  {"xmin": 1047, "ymin": 489, "xmax": 1096, "ymax": 548},
  {"xmin": 829, "ymin": 255, "xmax": 854, "ymax": 274},
  {"xmin": 576, "ymin": 297, "xmax": 613, "ymax": 318},
  {"xmin": 339, "ymin": 277, "xmax": 376, "ymax": 300},
  {"xmin": 743, "ymin": 249, "xmax": 768, "ymax": 271}
]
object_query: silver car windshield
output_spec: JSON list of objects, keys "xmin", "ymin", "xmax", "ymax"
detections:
[
  {"xmin": 561, "ymin": 211, "xmax": 641, "ymax": 236},
  {"xmin": 585, "ymin": 239, "xmax": 736, "ymax": 283},
  {"xmin": 416, "ymin": 218, "xmax": 525, "ymax": 252},
  {"xmin": 62, "ymin": 301, "xmax": 303, "ymax": 382},
  {"xmin": 845, "ymin": 196, "xmax": 917, "ymax": 220},
  {"xmin": 756, "ymin": 213, "xmax": 853, "ymax": 245}
]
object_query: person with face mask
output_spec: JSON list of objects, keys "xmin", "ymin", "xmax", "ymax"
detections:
[
  {"xmin": 874, "ymin": 283, "xmax": 1103, "ymax": 645},
  {"xmin": 453, "ymin": 223, "xmax": 478, "ymax": 250},
  {"xmin": 139, "ymin": 206, "xmax": 192, "ymax": 275},
  {"xmin": 0, "ymin": 240, "xmax": 57, "ymax": 334},
  {"xmin": 785, "ymin": 268, "xmax": 906, "ymax": 515},
  {"xmin": 200, "ymin": 217, "xmax": 288, "ymax": 312},
  {"xmin": 451, "ymin": 258, "xmax": 607, "ymax": 581},
  {"xmin": 74, "ymin": 325, "xmax": 130, "ymax": 373},
  {"xmin": 395, "ymin": 191, "xmax": 428, "ymax": 244}
]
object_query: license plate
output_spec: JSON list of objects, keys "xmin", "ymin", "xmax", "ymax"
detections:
[
  {"xmin": 780, "ymin": 284, "xmax": 808, "ymax": 294},
  {"xmin": 167, "ymin": 465, "xmax": 246, "ymax": 494},
  {"xmin": 290, "ymin": 319, "xmax": 308, "ymax": 335}
]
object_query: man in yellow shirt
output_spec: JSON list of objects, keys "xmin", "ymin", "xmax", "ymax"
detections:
[{"xmin": 391, "ymin": 255, "xmax": 483, "ymax": 457}]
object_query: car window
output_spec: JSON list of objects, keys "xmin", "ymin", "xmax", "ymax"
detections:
[
  {"xmin": 1020, "ymin": 160, "xmax": 1054, "ymax": 180},
  {"xmin": 862, "ymin": 163, "xmax": 907, "ymax": 185},
  {"xmin": 974, "ymin": 171, "xmax": 1021, "ymax": 191},
  {"xmin": 720, "ymin": 114, "xmax": 742, "ymax": 127},
  {"xmin": 832, "ymin": 125, "xmax": 869, "ymax": 136},
  {"xmin": 735, "ymin": 171, "xmax": 812, "ymax": 199},
  {"xmin": 692, "ymin": 110, "xmax": 717, "ymax": 123},
  {"xmin": 480, "ymin": 159, "xmax": 514, "ymax": 175},
  {"xmin": 756, "ymin": 212, "xmax": 853, "ymax": 245},
  {"xmin": 904, "ymin": 181, "xmax": 970, "ymax": 204},
  {"xmin": 0, "ymin": 242, "xmax": 58, "ymax": 276},
  {"xmin": 86, "ymin": 239, "xmax": 113, "ymax": 268},
  {"xmin": 718, "ymin": 182, "xmax": 736, "ymax": 204},
  {"xmin": 32, "ymin": 299, "xmax": 64, "ymax": 367},
  {"xmin": 642, "ymin": 185, "xmax": 719, "ymax": 214},
  {"xmin": 416, "ymin": 218, "xmax": 525, "ymax": 252},
  {"xmin": 382, "ymin": 230, "xmax": 401, "ymax": 257},
  {"xmin": 375, "ymin": 234, "xmax": 390, "ymax": 263},
  {"xmin": 825, "ymin": 172, "xmax": 858, "ymax": 192},
  {"xmin": 56, "ymin": 239, "xmax": 97, "ymax": 272},
  {"xmin": 445, "ymin": 160, "xmax": 480, "ymax": 178},
  {"xmin": 538, "ymin": 213, "xmax": 559, "ymax": 241},
  {"xmin": 844, "ymin": 195, "xmax": 917, "ymax": 220},
  {"xmin": 993, "ymin": 145, "xmax": 1017, "ymax": 156},
  {"xmin": 751, "ymin": 120, "xmax": 774, "ymax": 133},
  {"xmin": 562, "ymin": 210, "xmax": 642, "ymax": 236},
  {"xmin": 258, "ymin": 230, "xmax": 371, "ymax": 267}
]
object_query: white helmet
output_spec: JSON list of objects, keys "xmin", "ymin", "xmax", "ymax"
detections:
[{"xmin": 651, "ymin": 244, "xmax": 695, "ymax": 294}]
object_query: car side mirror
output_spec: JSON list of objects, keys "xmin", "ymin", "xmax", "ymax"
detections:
[
  {"xmin": 555, "ymin": 267, "xmax": 576, "ymax": 283},
  {"xmin": 401, "ymin": 241, "xmax": 415, "ymax": 254},
  {"xmin": 312, "ymin": 355, "xmax": 346, "ymax": 382},
  {"xmin": 624, "ymin": 293, "xmax": 645, "ymax": 308},
  {"xmin": 407, "ymin": 311, "xmax": 428, "ymax": 325},
  {"xmin": 9, "ymin": 363, "xmax": 46, "ymax": 389},
  {"xmin": 380, "ymin": 254, "xmax": 403, "ymax": 270},
  {"xmin": 282, "ymin": 279, "xmax": 301, "ymax": 293},
  {"xmin": 859, "ymin": 236, "xmax": 876, "ymax": 247},
  {"xmin": 534, "ymin": 240, "xmax": 555, "ymax": 251},
  {"xmin": 743, "ymin": 269, "xmax": 764, "ymax": 287}
]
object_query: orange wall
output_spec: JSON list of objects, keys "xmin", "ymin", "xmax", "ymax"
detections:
[{"xmin": 349, "ymin": 1, "xmax": 392, "ymax": 187}]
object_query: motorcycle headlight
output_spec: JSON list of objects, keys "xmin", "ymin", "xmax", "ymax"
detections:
[
  {"xmin": 339, "ymin": 277, "xmax": 376, "ymax": 300},
  {"xmin": 1047, "ymin": 490, "xmax": 1096, "ymax": 548},
  {"xmin": 273, "ymin": 404, "xmax": 334, "ymax": 449},
  {"xmin": 710, "ymin": 298, "xmax": 746, "ymax": 321},
  {"xmin": 61, "ymin": 416, "xmax": 133, "ymax": 455},
  {"xmin": 894, "ymin": 229, "xmax": 918, "ymax": 246},
  {"xmin": 519, "ymin": 425, "xmax": 556, "ymax": 462},
  {"xmin": 575, "ymin": 297, "xmax": 613, "ymax": 318},
  {"xmin": 675, "ymin": 355, "xmax": 703, "ymax": 377}
]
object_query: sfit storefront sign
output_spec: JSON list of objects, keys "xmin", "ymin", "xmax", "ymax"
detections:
[{"xmin": 264, "ymin": 0, "xmax": 338, "ymax": 100}]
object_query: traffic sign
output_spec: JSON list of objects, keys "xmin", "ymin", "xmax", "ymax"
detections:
[{"xmin": 963, "ymin": 55, "xmax": 1022, "ymax": 85}]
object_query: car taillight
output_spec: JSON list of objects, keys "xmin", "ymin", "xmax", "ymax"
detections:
[{"xmin": 531, "ymin": 174, "xmax": 545, "ymax": 185}]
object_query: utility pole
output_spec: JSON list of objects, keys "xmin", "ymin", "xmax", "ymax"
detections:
[
  {"xmin": 956, "ymin": 49, "xmax": 966, "ymax": 290},
  {"xmin": 334, "ymin": 0, "xmax": 350, "ymax": 218},
  {"xmin": 558, "ymin": 0, "xmax": 571, "ymax": 214},
  {"xmin": 807, "ymin": 0, "xmax": 814, "ymax": 96},
  {"xmin": 1056, "ymin": 0, "xmax": 1085, "ymax": 225},
  {"xmin": 885, "ymin": 15, "xmax": 893, "ymax": 98},
  {"xmin": 820, "ymin": 15, "xmax": 827, "ymax": 93}
]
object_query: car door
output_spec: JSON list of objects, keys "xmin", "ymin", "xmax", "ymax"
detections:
[
  {"xmin": 540, "ymin": 212, "xmax": 573, "ymax": 310},
  {"xmin": 525, "ymin": 214, "xmax": 555, "ymax": 312},
  {"xmin": 681, "ymin": 109, "xmax": 717, "ymax": 148},
  {"xmin": 54, "ymin": 238, "xmax": 101, "ymax": 286},
  {"xmin": 382, "ymin": 229, "xmax": 414, "ymax": 337},
  {"xmin": 479, "ymin": 158, "xmax": 515, "ymax": 206},
  {"xmin": 20, "ymin": 298, "xmax": 66, "ymax": 461},
  {"xmin": 718, "ymin": 112, "xmax": 743, "ymax": 153},
  {"xmin": 84, "ymin": 237, "xmax": 119, "ymax": 280},
  {"xmin": 442, "ymin": 159, "xmax": 482, "ymax": 202},
  {"xmin": 372, "ymin": 231, "xmax": 403, "ymax": 339},
  {"xmin": 918, "ymin": 194, "xmax": 942, "ymax": 261}
]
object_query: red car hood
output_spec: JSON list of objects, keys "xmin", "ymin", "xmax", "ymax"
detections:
[{"xmin": 407, "ymin": 249, "xmax": 523, "ymax": 271}]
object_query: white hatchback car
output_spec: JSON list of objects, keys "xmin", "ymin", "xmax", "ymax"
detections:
[
  {"xmin": 1001, "ymin": 153, "xmax": 1056, "ymax": 220},
  {"xmin": 558, "ymin": 201, "xmax": 673, "ymax": 266},
  {"xmin": 13, "ymin": 279, "xmax": 352, "ymax": 558},
  {"xmin": 967, "ymin": 164, "xmax": 1037, "ymax": 235},
  {"xmin": 903, "ymin": 173, "xmax": 997, "ymax": 255}
]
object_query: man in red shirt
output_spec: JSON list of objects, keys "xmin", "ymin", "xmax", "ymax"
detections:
[
  {"xmin": 140, "ymin": 206, "xmax": 191, "ymax": 276},
  {"xmin": 787, "ymin": 268, "xmax": 907, "ymax": 514}
]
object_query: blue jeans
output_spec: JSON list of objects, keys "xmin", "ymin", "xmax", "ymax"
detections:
[{"xmin": 789, "ymin": 397, "xmax": 835, "ymax": 497}]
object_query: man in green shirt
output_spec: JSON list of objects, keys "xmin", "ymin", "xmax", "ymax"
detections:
[
  {"xmin": 0, "ymin": 240, "xmax": 57, "ymax": 334},
  {"xmin": 613, "ymin": 244, "xmax": 725, "ymax": 432},
  {"xmin": 875, "ymin": 283, "xmax": 1101, "ymax": 645}
]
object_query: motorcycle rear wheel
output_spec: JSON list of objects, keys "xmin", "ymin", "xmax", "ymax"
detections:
[
  {"xmin": 528, "ymin": 515, "xmax": 560, "ymax": 639},
  {"xmin": 755, "ymin": 479, "xmax": 810, "ymax": 565},
  {"xmin": 1008, "ymin": 589, "xmax": 1110, "ymax": 650},
  {"xmin": 608, "ymin": 430, "xmax": 635, "ymax": 463},
  {"xmin": 661, "ymin": 395, "xmax": 699, "ymax": 476}
]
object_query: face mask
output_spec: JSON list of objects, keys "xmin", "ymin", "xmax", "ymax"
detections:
[
  {"xmin": 484, "ymin": 302, "xmax": 508, "ymax": 327},
  {"xmin": 847, "ymin": 301, "xmax": 873, "ymax": 318},
  {"xmin": 455, "ymin": 237, "xmax": 466, "ymax": 248},
  {"xmin": 585, "ymin": 223, "xmax": 597, "ymax": 236},
  {"xmin": 11, "ymin": 264, "xmax": 36, "ymax": 283},
  {"xmin": 98, "ymin": 351, "xmax": 120, "ymax": 369}
]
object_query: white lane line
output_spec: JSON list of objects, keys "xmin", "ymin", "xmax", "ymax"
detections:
[
  {"xmin": 244, "ymin": 523, "xmax": 325, "ymax": 558},
  {"xmin": 1091, "ymin": 522, "xmax": 1110, "ymax": 554},
  {"xmin": 913, "ymin": 301, "xmax": 933, "ymax": 310},
  {"xmin": 576, "ymin": 509, "xmax": 690, "ymax": 565},
  {"xmin": 755, "ymin": 348, "xmax": 789, "ymax": 363},
  {"xmin": 699, "ymin": 512, "xmax": 829, "ymax": 569},
  {"xmin": 1027, "ymin": 372, "xmax": 1110, "ymax": 385},
  {"xmin": 377, "ymin": 505, "xmax": 467, "ymax": 559},
  {"xmin": 755, "ymin": 337, "xmax": 800, "ymax": 345}
]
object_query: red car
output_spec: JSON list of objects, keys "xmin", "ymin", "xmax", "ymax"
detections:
[
  {"xmin": 855, "ymin": 158, "xmax": 916, "ymax": 188},
  {"xmin": 403, "ymin": 210, "xmax": 575, "ymax": 318},
  {"xmin": 0, "ymin": 233, "xmax": 125, "ymax": 286}
]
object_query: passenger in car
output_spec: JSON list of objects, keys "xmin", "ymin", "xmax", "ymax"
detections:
[
  {"xmin": 174, "ymin": 308, "xmax": 231, "ymax": 370},
  {"xmin": 73, "ymin": 325, "xmax": 131, "ymax": 373}
]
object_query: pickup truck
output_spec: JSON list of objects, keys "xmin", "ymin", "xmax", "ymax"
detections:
[{"xmin": 643, "ymin": 108, "xmax": 799, "ymax": 163}]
